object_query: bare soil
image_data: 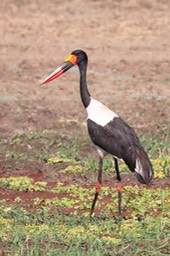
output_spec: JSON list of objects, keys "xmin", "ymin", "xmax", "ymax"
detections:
[{"xmin": 0, "ymin": 0, "xmax": 170, "ymax": 211}]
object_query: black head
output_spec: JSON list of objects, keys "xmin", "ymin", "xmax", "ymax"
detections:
[
  {"xmin": 41, "ymin": 49, "xmax": 88, "ymax": 85},
  {"xmin": 71, "ymin": 49, "xmax": 88, "ymax": 65}
]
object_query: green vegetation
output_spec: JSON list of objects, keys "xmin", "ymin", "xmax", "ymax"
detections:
[
  {"xmin": 0, "ymin": 180, "xmax": 170, "ymax": 255},
  {"xmin": 0, "ymin": 125, "xmax": 170, "ymax": 255},
  {"xmin": 163, "ymin": 76, "xmax": 170, "ymax": 84}
]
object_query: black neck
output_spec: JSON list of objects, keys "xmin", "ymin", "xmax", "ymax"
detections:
[{"xmin": 77, "ymin": 60, "xmax": 91, "ymax": 108}]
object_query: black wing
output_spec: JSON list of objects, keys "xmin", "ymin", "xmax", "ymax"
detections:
[{"xmin": 87, "ymin": 117, "xmax": 151, "ymax": 174}]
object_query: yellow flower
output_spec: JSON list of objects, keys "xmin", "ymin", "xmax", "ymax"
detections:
[
  {"xmin": 154, "ymin": 172, "xmax": 165, "ymax": 179},
  {"xmin": 47, "ymin": 157, "xmax": 65, "ymax": 164},
  {"xmin": 3, "ymin": 207, "xmax": 12, "ymax": 213},
  {"xmin": 102, "ymin": 236, "xmax": 122, "ymax": 245},
  {"xmin": 68, "ymin": 226, "xmax": 84, "ymax": 235}
]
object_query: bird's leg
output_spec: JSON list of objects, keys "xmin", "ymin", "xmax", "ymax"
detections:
[
  {"xmin": 114, "ymin": 158, "xmax": 121, "ymax": 181},
  {"xmin": 114, "ymin": 158, "xmax": 122, "ymax": 219},
  {"xmin": 90, "ymin": 158, "xmax": 103, "ymax": 217}
]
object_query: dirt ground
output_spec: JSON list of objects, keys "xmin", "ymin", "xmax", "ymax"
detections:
[{"xmin": 0, "ymin": 0, "xmax": 170, "ymax": 209}]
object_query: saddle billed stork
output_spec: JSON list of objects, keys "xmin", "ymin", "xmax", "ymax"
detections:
[{"xmin": 41, "ymin": 49, "xmax": 153, "ymax": 217}]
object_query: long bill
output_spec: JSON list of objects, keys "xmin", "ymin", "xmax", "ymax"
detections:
[
  {"xmin": 40, "ymin": 61, "xmax": 74, "ymax": 85},
  {"xmin": 41, "ymin": 53, "xmax": 78, "ymax": 85}
]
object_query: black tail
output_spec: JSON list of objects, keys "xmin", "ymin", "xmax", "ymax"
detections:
[{"xmin": 134, "ymin": 148, "xmax": 153, "ymax": 184}]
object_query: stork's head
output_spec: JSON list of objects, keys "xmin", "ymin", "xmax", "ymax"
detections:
[{"xmin": 41, "ymin": 49, "xmax": 87, "ymax": 85}]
